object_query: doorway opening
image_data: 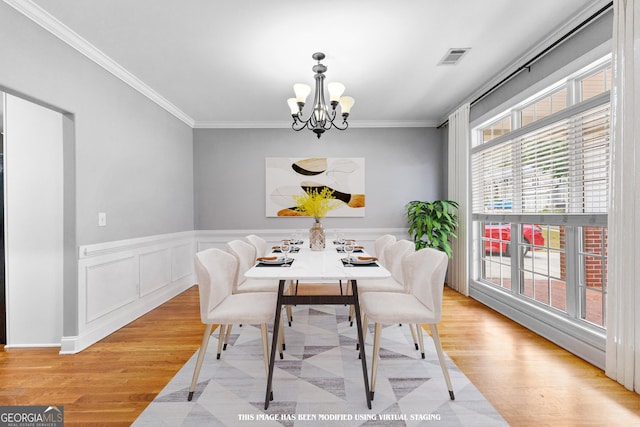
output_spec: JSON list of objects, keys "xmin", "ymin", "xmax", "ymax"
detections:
[{"xmin": 1, "ymin": 93, "xmax": 5, "ymax": 345}]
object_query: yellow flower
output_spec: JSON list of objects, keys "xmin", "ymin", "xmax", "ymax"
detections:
[{"xmin": 293, "ymin": 187, "xmax": 341, "ymax": 220}]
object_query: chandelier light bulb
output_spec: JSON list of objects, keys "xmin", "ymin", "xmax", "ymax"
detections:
[
  {"xmin": 328, "ymin": 82, "xmax": 345, "ymax": 103},
  {"xmin": 339, "ymin": 96, "xmax": 355, "ymax": 115},
  {"xmin": 287, "ymin": 98, "xmax": 299, "ymax": 115},
  {"xmin": 294, "ymin": 83, "xmax": 311, "ymax": 103}
]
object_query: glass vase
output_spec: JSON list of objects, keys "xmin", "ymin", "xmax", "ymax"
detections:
[{"xmin": 309, "ymin": 220, "xmax": 325, "ymax": 251}]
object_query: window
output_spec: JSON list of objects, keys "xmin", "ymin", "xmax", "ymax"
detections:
[
  {"xmin": 471, "ymin": 57, "xmax": 610, "ymax": 343},
  {"xmin": 482, "ymin": 116, "xmax": 511, "ymax": 143},
  {"xmin": 472, "ymin": 102, "xmax": 610, "ymax": 215},
  {"xmin": 521, "ymin": 88, "xmax": 568, "ymax": 126},
  {"xmin": 580, "ymin": 65, "xmax": 612, "ymax": 101}
]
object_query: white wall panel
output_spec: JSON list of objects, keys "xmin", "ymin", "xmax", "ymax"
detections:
[
  {"xmin": 139, "ymin": 249, "xmax": 171, "ymax": 297},
  {"xmin": 86, "ymin": 256, "xmax": 137, "ymax": 323},
  {"xmin": 64, "ymin": 231, "xmax": 195, "ymax": 353},
  {"xmin": 171, "ymin": 243, "xmax": 194, "ymax": 281}
]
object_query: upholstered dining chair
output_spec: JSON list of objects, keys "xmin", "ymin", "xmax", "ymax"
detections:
[
  {"xmin": 360, "ymin": 247, "xmax": 454, "ymax": 401},
  {"xmin": 373, "ymin": 234, "xmax": 397, "ymax": 268},
  {"xmin": 351, "ymin": 239, "xmax": 423, "ymax": 352},
  {"xmin": 245, "ymin": 234, "xmax": 294, "ymax": 319},
  {"xmin": 188, "ymin": 248, "xmax": 277, "ymax": 401},
  {"xmin": 345, "ymin": 234, "xmax": 396, "ymax": 311},
  {"xmin": 226, "ymin": 239, "xmax": 290, "ymax": 355},
  {"xmin": 245, "ymin": 234, "xmax": 269, "ymax": 258}
]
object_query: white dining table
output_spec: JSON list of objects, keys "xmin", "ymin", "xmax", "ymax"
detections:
[{"xmin": 245, "ymin": 240, "xmax": 391, "ymax": 410}]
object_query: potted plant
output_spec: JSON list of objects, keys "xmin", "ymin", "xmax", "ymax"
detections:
[
  {"xmin": 293, "ymin": 187, "xmax": 341, "ymax": 250},
  {"xmin": 406, "ymin": 200, "xmax": 459, "ymax": 257}
]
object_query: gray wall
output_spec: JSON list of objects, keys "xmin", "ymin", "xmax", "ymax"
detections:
[
  {"xmin": 0, "ymin": 3, "xmax": 195, "ymax": 246},
  {"xmin": 194, "ymin": 127, "xmax": 444, "ymax": 231},
  {"xmin": 1, "ymin": 3, "xmax": 194, "ymax": 337},
  {"xmin": 470, "ymin": 9, "xmax": 613, "ymax": 122}
]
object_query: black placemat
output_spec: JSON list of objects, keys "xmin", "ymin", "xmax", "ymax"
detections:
[
  {"xmin": 255, "ymin": 259, "xmax": 295, "ymax": 267},
  {"xmin": 340, "ymin": 259, "xmax": 378, "ymax": 267}
]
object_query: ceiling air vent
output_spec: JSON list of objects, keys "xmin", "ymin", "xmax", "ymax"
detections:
[{"xmin": 438, "ymin": 48, "xmax": 470, "ymax": 66}]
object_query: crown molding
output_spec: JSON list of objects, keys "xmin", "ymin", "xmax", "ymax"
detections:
[
  {"xmin": 193, "ymin": 119, "xmax": 438, "ymax": 129},
  {"xmin": 194, "ymin": 121, "xmax": 294, "ymax": 129},
  {"xmin": 348, "ymin": 119, "xmax": 438, "ymax": 128},
  {"xmin": 5, "ymin": 0, "xmax": 195, "ymax": 127}
]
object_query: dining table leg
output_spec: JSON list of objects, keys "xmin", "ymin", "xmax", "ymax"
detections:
[
  {"xmin": 264, "ymin": 279, "xmax": 285, "ymax": 410},
  {"xmin": 350, "ymin": 280, "xmax": 372, "ymax": 409}
]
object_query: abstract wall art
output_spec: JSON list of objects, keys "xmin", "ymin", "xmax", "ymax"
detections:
[{"xmin": 265, "ymin": 157, "xmax": 365, "ymax": 217}]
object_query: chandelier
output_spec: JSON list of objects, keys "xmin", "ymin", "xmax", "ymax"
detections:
[{"xmin": 287, "ymin": 52, "xmax": 355, "ymax": 139}]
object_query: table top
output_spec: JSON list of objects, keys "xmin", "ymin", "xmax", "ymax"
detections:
[{"xmin": 245, "ymin": 240, "xmax": 391, "ymax": 281}]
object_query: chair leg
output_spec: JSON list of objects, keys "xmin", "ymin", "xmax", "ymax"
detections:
[
  {"xmin": 260, "ymin": 323, "xmax": 270, "ymax": 378},
  {"xmin": 370, "ymin": 323, "xmax": 382, "ymax": 400},
  {"xmin": 188, "ymin": 323, "xmax": 213, "ymax": 401},
  {"xmin": 278, "ymin": 315, "xmax": 285, "ymax": 359},
  {"xmin": 409, "ymin": 324, "xmax": 419, "ymax": 350},
  {"xmin": 430, "ymin": 324, "xmax": 455, "ymax": 400},
  {"xmin": 286, "ymin": 304, "xmax": 293, "ymax": 327},
  {"xmin": 416, "ymin": 323, "xmax": 426, "ymax": 359},
  {"xmin": 286, "ymin": 281, "xmax": 294, "ymax": 325},
  {"xmin": 216, "ymin": 324, "xmax": 226, "ymax": 359},
  {"xmin": 223, "ymin": 324, "xmax": 233, "ymax": 350},
  {"xmin": 356, "ymin": 312, "xmax": 368, "ymax": 352},
  {"xmin": 349, "ymin": 304, "xmax": 355, "ymax": 326}
]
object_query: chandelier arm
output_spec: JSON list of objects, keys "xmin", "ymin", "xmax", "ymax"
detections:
[
  {"xmin": 292, "ymin": 119, "xmax": 308, "ymax": 131},
  {"xmin": 322, "ymin": 109, "xmax": 337, "ymax": 130},
  {"xmin": 331, "ymin": 120, "xmax": 349, "ymax": 131}
]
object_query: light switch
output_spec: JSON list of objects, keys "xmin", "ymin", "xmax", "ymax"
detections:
[{"xmin": 98, "ymin": 212, "xmax": 107, "ymax": 227}]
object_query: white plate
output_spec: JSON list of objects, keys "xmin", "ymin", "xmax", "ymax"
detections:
[
  {"xmin": 258, "ymin": 257, "xmax": 286, "ymax": 265},
  {"xmin": 343, "ymin": 257, "xmax": 376, "ymax": 265}
]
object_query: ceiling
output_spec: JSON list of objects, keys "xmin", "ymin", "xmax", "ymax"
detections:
[{"xmin": 11, "ymin": 0, "xmax": 607, "ymax": 128}]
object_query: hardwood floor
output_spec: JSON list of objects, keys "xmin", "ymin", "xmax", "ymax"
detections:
[{"xmin": 1, "ymin": 285, "xmax": 639, "ymax": 426}]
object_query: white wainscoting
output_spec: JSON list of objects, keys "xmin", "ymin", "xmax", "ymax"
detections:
[
  {"xmin": 61, "ymin": 228, "xmax": 409, "ymax": 354},
  {"xmin": 61, "ymin": 231, "xmax": 196, "ymax": 354}
]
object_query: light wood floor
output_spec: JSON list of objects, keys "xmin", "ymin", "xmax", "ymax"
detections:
[{"xmin": 1, "ymin": 285, "xmax": 639, "ymax": 426}]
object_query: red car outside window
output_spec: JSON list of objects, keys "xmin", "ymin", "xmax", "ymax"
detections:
[{"xmin": 485, "ymin": 223, "xmax": 544, "ymax": 256}]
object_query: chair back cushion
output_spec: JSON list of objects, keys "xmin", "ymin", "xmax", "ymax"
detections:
[
  {"xmin": 245, "ymin": 234, "xmax": 268, "ymax": 258},
  {"xmin": 403, "ymin": 248, "xmax": 448, "ymax": 321},
  {"xmin": 374, "ymin": 234, "xmax": 396, "ymax": 267},
  {"xmin": 226, "ymin": 239, "xmax": 257, "ymax": 290},
  {"xmin": 383, "ymin": 239, "xmax": 415, "ymax": 286},
  {"xmin": 194, "ymin": 248, "xmax": 237, "ymax": 323}
]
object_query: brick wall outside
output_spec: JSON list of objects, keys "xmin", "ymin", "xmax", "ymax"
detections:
[
  {"xmin": 560, "ymin": 226, "xmax": 566, "ymax": 280},
  {"xmin": 584, "ymin": 227, "xmax": 607, "ymax": 288},
  {"xmin": 558, "ymin": 226, "xmax": 606, "ymax": 288}
]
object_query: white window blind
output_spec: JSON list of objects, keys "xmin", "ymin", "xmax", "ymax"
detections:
[{"xmin": 472, "ymin": 101, "xmax": 610, "ymax": 214}]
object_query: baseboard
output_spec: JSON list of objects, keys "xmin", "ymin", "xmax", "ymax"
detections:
[
  {"xmin": 62, "ymin": 231, "xmax": 196, "ymax": 354},
  {"xmin": 470, "ymin": 281, "xmax": 606, "ymax": 369},
  {"xmin": 4, "ymin": 343, "xmax": 61, "ymax": 349},
  {"xmin": 60, "ymin": 276, "xmax": 193, "ymax": 354}
]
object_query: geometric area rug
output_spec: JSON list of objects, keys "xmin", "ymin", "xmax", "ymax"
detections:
[{"xmin": 133, "ymin": 305, "xmax": 509, "ymax": 426}]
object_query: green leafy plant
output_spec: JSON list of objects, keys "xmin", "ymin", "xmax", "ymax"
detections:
[{"xmin": 406, "ymin": 200, "xmax": 459, "ymax": 257}]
